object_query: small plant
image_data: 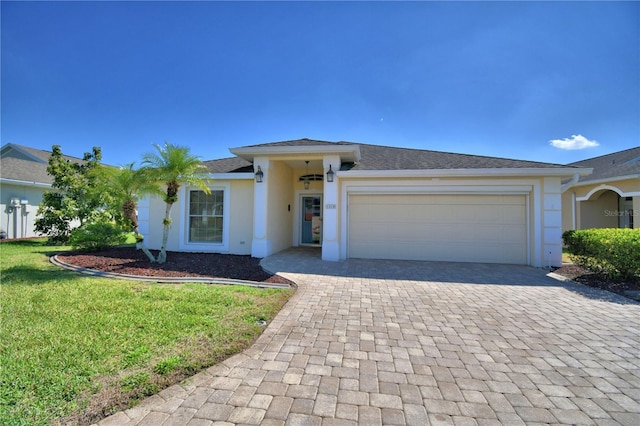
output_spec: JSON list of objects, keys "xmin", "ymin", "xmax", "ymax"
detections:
[
  {"xmin": 119, "ymin": 371, "xmax": 158, "ymax": 396},
  {"xmin": 69, "ymin": 222, "xmax": 127, "ymax": 251},
  {"xmin": 123, "ymin": 345, "xmax": 150, "ymax": 368},
  {"xmin": 153, "ymin": 355, "xmax": 183, "ymax": 375}
]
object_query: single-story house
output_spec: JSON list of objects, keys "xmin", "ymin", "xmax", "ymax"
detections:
[
  {"xmin": 140, "ymin": 139, "xmax": 591, "ymax": 267},
  {"xmin": 0, "ymin": 143, "xmax": 64, "ymax": 239},
  {"xmin": 562, "ymin": 146, "xmax": 640, "ymax": 232}
]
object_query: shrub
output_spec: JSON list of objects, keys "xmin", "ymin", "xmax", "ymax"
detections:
[
  {"xmin": 563, "ymin": 228, "xmax": 640, "ymax": 280},
  {"xmin": 69, "ymin": 222, "xmax": 127, "ymax": 251}
]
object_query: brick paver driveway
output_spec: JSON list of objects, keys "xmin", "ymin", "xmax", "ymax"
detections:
[{"xmin": 99, "ymin": 249, "xmax": 640, "ymax": 426}]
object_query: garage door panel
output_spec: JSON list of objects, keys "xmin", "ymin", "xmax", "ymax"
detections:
[{"xmin": 349, "ymin": 194, "xmax": 527, "ymax": 264}]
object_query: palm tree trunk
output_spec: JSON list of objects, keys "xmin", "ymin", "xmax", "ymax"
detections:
[
  {"xmin": 157, "ymin": 201, "xmax": 174, "ymax": 264},
  {"xmin": 138, "ymin": 241, "xmax": 157, "ymax": 263}
]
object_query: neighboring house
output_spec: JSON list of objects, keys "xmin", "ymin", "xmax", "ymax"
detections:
[
  {"xmin": 562, "ymin": 147, "xmax": 640, "ymax": 232},
  {"xmin": 140, "ymin": 138, "xmax": 590, "ymax": 267},
  {"xmin": 0, "ymin": 143, "xmax": 82, "ymax": 239}
]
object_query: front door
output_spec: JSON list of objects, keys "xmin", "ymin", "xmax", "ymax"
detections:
[{"xmin": 301, "ymin": 195, "xmax": 322, "ymax": 245}]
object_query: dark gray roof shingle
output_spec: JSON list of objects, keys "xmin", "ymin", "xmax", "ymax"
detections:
[
  {"xmin": 202, "ymin": 157, "xmax": 253, "ymax": 173},
  {"xmin": 229, "ymin": 138, "xmax": 573, "ymax": 170},
  {"xmin": 0, "ymin": 143, "xmax": 103, "ymax": 185},
  {"xmin": 0, "ymin": 156, "xmax": 53, "ymax": 184},
  {"xmin": 352, "ymin": 143, "xmax": 569, "ymax": 170},
  {"xmin": 567, "ymin": 146, "xmax": 640, "ymax": 183}
]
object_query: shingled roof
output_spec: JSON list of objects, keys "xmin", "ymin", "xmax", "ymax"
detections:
[
  {"xmin": 0, "ymin": 143, "xmax": 92, "ymax": 185},
  {"xmin": 201, "ymin": 156, "xmax": 253, "ymax": 174},
  {"xmin": 221, "ymin": 138, "xmax": 575, "ymax": 171},
  {"xmin": 567, "ymin": 146, "xmax": 640, "ymax": 183}
]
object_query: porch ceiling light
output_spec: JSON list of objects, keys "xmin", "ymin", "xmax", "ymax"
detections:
[
  {"xmin": 326, "ymin": 165, "xmax": 334, "ymax": 183},
  {"xmin": 255, "ymin": 165, "xmax": 264, "ymax": 183},
  {"xmin": 303, "ymin": 160, "xmax": 310, "ymax": 189}
]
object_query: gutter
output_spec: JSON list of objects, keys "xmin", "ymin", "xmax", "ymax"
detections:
[
  {"xmin": 564, "ymin": 173, "xmax": 640, "ymax": 189},
  {"xmin": 338, "ymin": 167, "xmax": 593, "ymax": 179},
  {"xmin": 0, "ymin": 178, "xmax": 52, "ymax": 189}
]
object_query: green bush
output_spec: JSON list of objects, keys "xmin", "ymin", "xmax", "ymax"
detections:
[
  {"xmin": 563, "ymin": 228, "xmax": 640, "ymax": 280},
  {"xmin": 69, "ymin": 222, "xmax": 127, "ymax": 251}
]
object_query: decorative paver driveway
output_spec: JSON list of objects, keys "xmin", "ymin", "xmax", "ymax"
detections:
[{"xmin": 98, "ymin": 249, "xmax": 640, "ymax": 425}]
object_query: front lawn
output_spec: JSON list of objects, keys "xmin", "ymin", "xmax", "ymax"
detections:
[{"xmin": 0, "ymin": 239, "xmax": 293, "ymax": 425}]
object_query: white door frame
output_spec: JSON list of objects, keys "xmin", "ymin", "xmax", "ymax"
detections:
[{"xmin": 295, "ymin": 192, "xmax": 323, "ymax": 247}]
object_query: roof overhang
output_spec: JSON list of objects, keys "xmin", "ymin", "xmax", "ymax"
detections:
[
  {"xmin": 0, "ymin": 178, "xmax": 51, "ymax": 188},
  {"xmin": 229, "ymin": 144, "xmax": 361, "ymax": 163},
  {"xmin": 208, "ymin": 172, "xmax": 254, "ymax": 180},
  {"xmin": 567, "ymin": 173, "xmax": 640, "ymax": 188},
  {"xmin": 339, "ymin": 167, "xmax": 592, "ymax": 179}
]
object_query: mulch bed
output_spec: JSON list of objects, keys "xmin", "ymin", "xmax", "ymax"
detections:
[
  {"xmin": 56, "ymin": 247, "xmax": 293, "ymax": 286},
  {"xmin": 553, "ymin": 264, "xmax": 640, "ymax": 298}
]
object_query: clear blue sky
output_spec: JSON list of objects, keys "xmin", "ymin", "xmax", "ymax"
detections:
[{"xmin": 2, "ymin": 1, "xmax": 638, "ymax": 167}]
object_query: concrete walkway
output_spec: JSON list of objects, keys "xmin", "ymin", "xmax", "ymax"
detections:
[{"xmin": 98, "ymin": 249, "xmax": 640, "ymax": 425}]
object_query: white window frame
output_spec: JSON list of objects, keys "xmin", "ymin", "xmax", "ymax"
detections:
[{"xmin": 179, "ymin": 183, "xmax": 230, "ymax": 252}]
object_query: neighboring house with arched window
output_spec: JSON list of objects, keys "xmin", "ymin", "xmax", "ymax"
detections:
[{"xmin": 562, "ymin": 147, "xmax": 640, "ymax": 231}]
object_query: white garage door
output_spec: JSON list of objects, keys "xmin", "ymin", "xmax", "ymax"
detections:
[{"xmin": 349, "ymin": 194, "xmax": 527, "ymax": 264}]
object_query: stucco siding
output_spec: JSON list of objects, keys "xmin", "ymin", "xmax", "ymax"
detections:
[
  {"xmin": 573, "ymin": 178, "xmax": 640, "ymax": 199},
  {"xmin": 561, "ymin": 191, "xmax": 574, "ymax": 232},
  {"xmin": 266, "ymin": 161, "xmax": 294, "ymax": 253},
  {"xmin": 542, "ymin": 177, "xmax": 563, "ymax": 267},
  {"xmin": 226, "ymin": 180, "xmax": 253, "ymax": 254},
  {"xmin": 580, "ymin": 190, "xmax": 619, "ymax": 229}
]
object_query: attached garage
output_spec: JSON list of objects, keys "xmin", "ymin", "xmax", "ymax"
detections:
[{"xmin": 348, "ymin": 194, "xmax": 528, "ymax": 264}]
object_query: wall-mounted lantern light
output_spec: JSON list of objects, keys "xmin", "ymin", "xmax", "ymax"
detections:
[
  {"xmin": 326, "ymin": 165, "xmax": 335, "ymax": 183},
  {"xmin": 255, "ymin": 166, "xmax": 264, "ymax": 183}
]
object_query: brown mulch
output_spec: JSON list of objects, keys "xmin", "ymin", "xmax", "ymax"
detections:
[
  {"xmin": 56, "ymin": 246, "xmax": 293, "ymax": 286},
  {"xmin": 553, "ymin": 264, "xmax": 640, "ymax": 297}
]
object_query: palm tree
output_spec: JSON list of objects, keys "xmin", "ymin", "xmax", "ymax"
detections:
[
  {"xmin": 100, "ymin": 163, "xmax": 162, "ymax": 261},
  {"xmin": 142, "ymin": 142, "xmax": 211, "ymax": 264}
]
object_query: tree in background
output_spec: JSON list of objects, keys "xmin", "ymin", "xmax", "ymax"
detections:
[
  {"xmin": 141, "ymin": 142, "xmax": 211, "ymax": 264},
  {"xmin": 34, "ymin": 145, "xmax": 105, "ymax": 244}
]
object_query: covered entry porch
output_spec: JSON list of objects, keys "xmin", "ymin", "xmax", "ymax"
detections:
[{"xmin": 230, "ymin": 143, "xmax": 360, "ymax": 262}]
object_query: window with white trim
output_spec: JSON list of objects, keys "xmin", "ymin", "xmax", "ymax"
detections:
[{"xmin": 188, "ymin": 190, "xmax": 224, "ymax": 243}]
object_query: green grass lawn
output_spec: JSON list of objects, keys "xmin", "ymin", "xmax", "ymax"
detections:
[{"xmin": 0, "ymin": 239, "xmax": 293, "ymax": 425}]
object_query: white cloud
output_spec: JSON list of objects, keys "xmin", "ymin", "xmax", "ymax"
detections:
[{"xmin": 549, "ymin": 134, "xmax": 599, "ymax": 150}]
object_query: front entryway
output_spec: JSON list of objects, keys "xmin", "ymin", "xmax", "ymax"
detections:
[{"xmin": 301, "ymin": 195, "xmax": 322, "ymax": 245}]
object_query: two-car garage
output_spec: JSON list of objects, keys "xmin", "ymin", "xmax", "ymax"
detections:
[{"xmin": 348, "ymin": 194, "xmax": 528, "ymax": 265}]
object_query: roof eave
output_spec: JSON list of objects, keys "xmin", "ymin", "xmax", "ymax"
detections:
[
  {"xmin": 229, "ymin": 144, "xmax": 361, "ymax": 163},
  {"xmin": 339, "ymin": 167, "xmax": 592, "ymax": 179},
  {"xmin": 569, "ymin": 173, "xmax": 640, "ymax": 188},
  {"xmin": 0, "ymin": 178, "xmax": 52, "ymax": 188},
  {"xmin": 209, "ymin": 172, "xmax": 254, "ymax": 180}
]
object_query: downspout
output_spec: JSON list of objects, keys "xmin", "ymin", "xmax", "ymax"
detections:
[{"xmin": 561, "ymin": 173, "xmax": 580, "ymax": 193}]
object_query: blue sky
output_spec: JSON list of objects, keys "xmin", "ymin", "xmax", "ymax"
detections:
[{"xmin": 2, "ymin": 1, "xmax": 638, "ymax": 167}]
